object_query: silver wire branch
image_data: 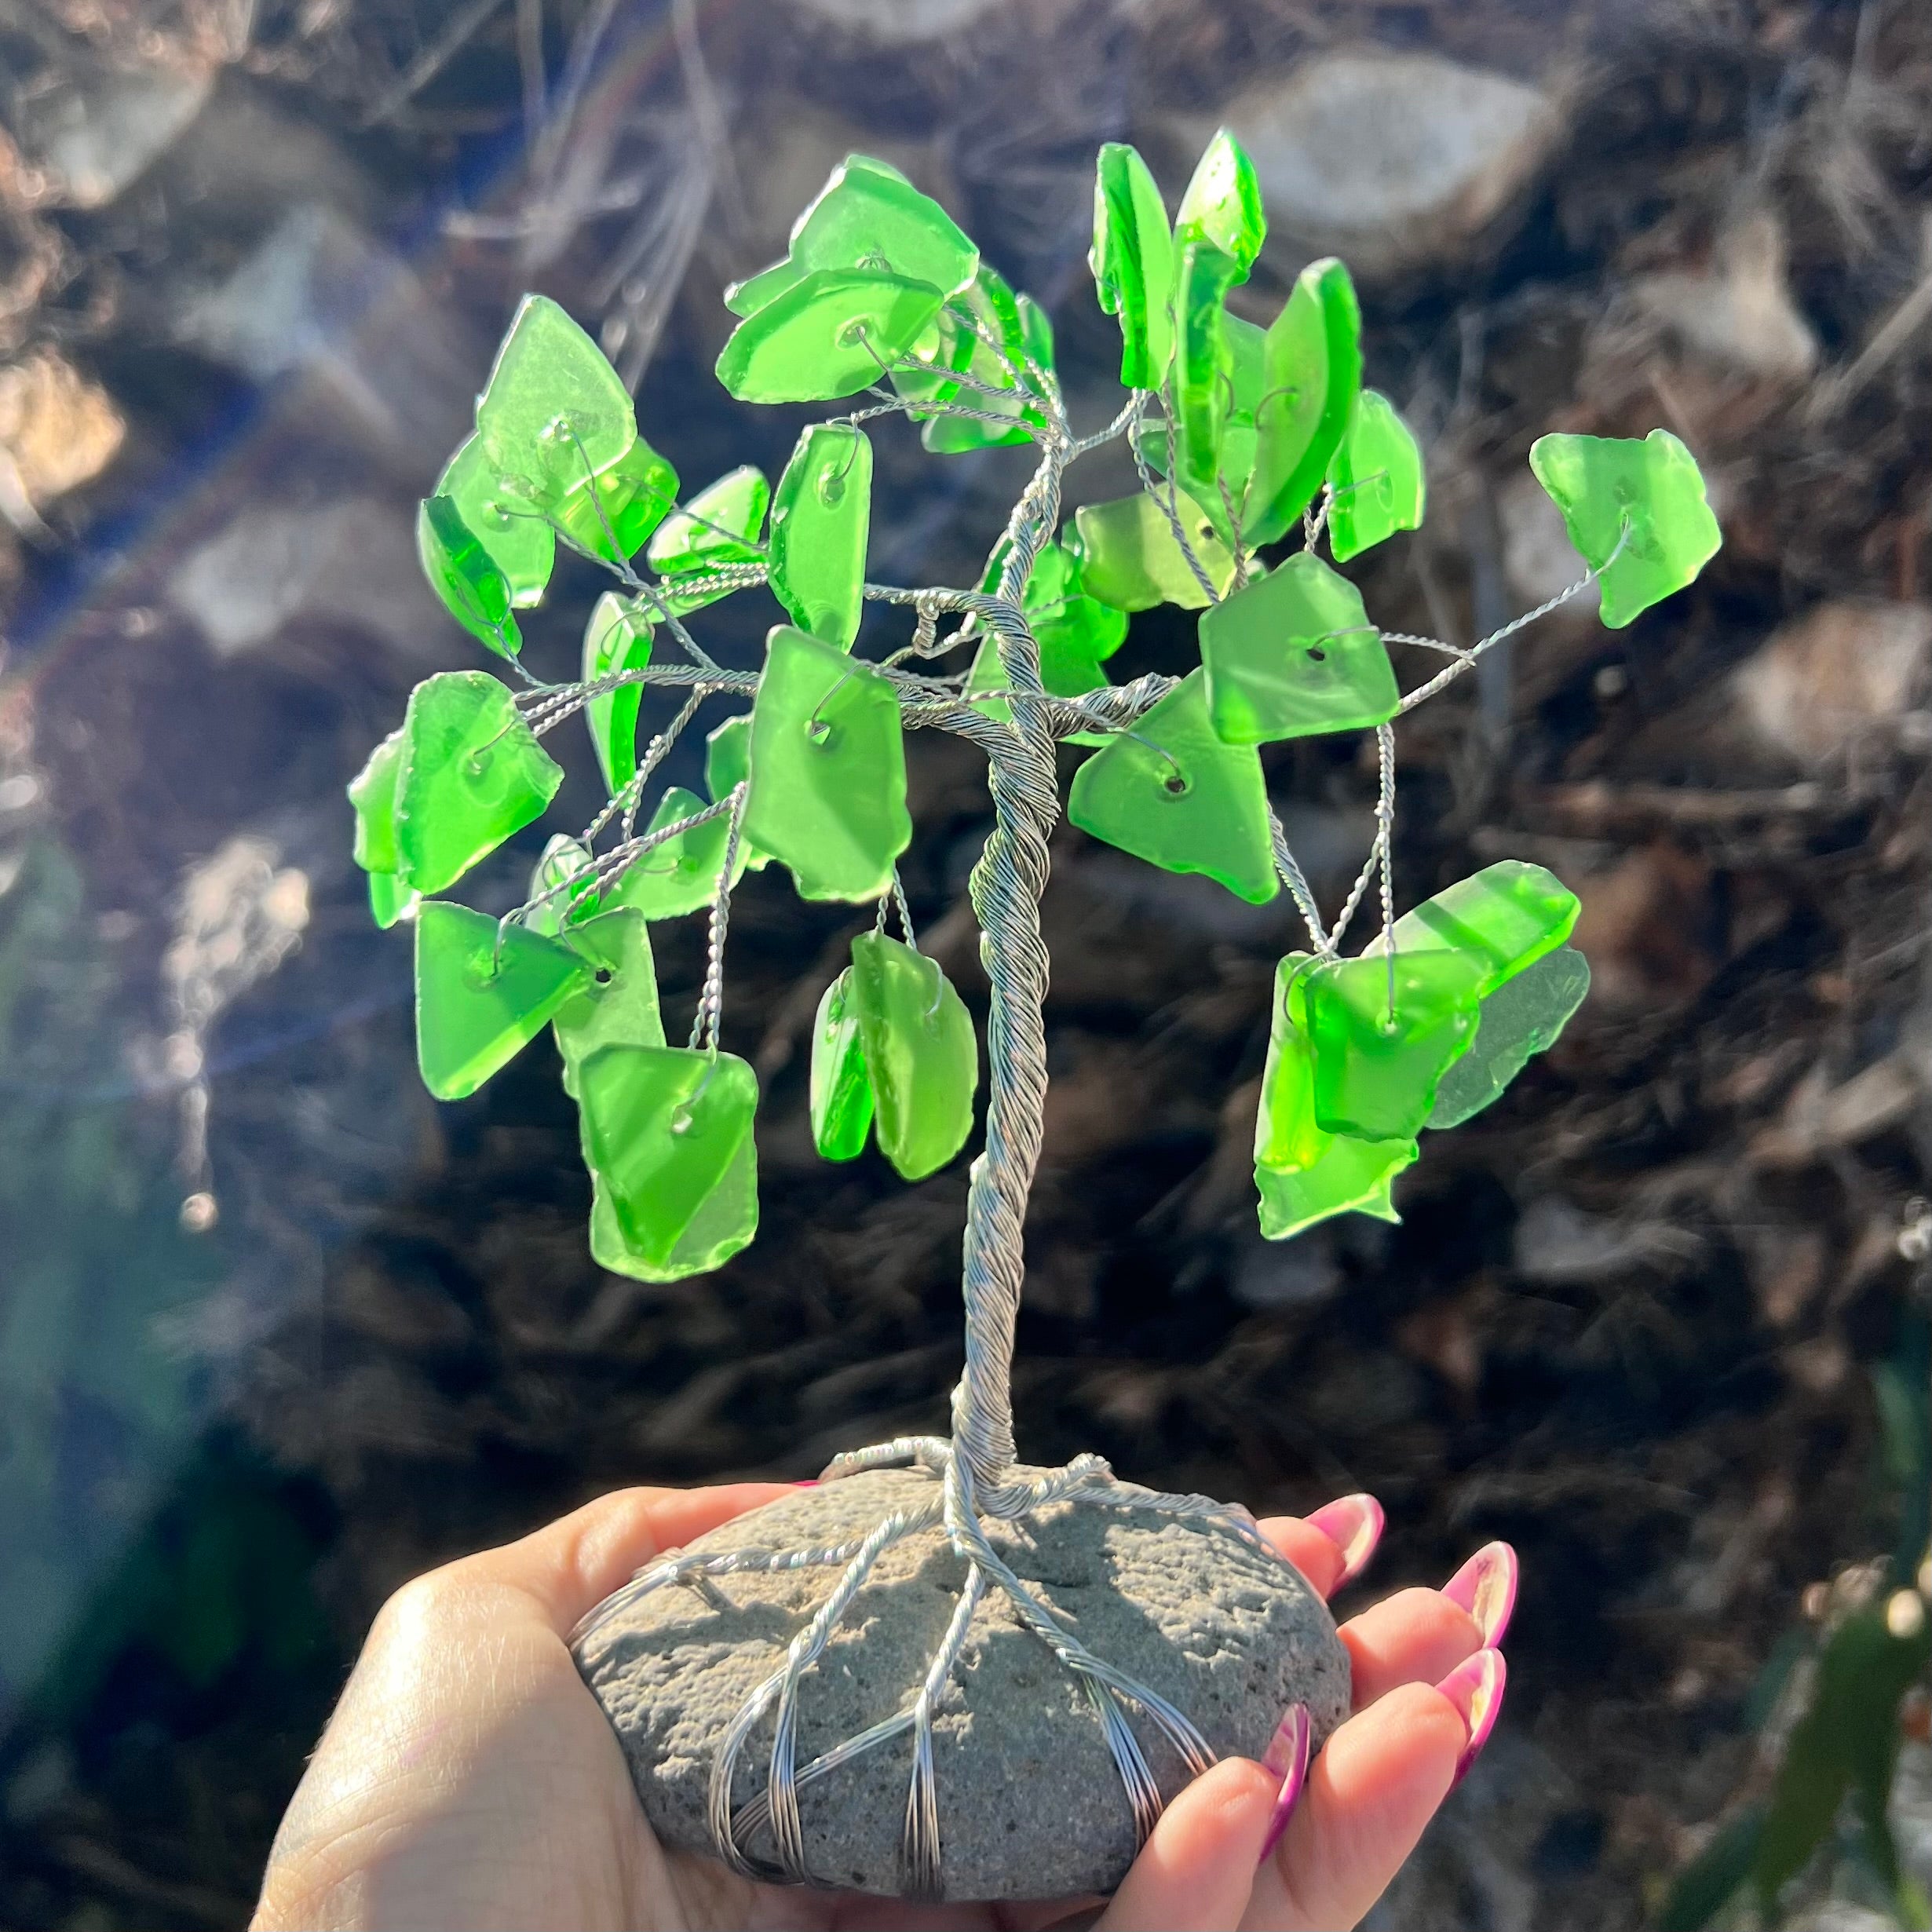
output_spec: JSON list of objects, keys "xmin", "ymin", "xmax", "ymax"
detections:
[
  {"xmin": 1131, "ymin": 398, "xmax": 1221, "ymax": 607},
  {"xmin": 690, "ymin": 782, "xmax": 747, "ymax": 1052},
  {"xmin": 1375, "ymin": 723, "xmax": 1397, "ymax": 1017},
  {"xmin": 517, "ymin": 787, "xmax": 732, "ymax": 926},
  {"xmin": 1269, "ymin": 810, "xmax": 1331, "ymax": 957}
]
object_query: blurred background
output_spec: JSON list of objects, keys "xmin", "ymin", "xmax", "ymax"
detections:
[{"xmin": 2, "ymin": 0, "xmax": 1931, "ymax": 1926}]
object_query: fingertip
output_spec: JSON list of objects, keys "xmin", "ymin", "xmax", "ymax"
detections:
[
  {"xmin": 1099, "ymin": 1759, "xmax": 1276, "ymax": 1931},
  {"xmin": 1255, "ymin": 1517, "xmax": 1346, "ymax": 1598}
]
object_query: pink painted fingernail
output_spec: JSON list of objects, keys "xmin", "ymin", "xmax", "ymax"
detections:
[
  {"xmin": 1435, "ymin": 1648, "xmax": 1507, "ymax": 1786},
  {"xmin": 794, "ymin": 1479, "xmax": 820, "ymax": 1488},
  {"xmin": 1442, "ymin": 1541, "xmax": 1517, "ymax": 1648},
  {"xmin": 1306, "ymin": 1492, "xmax": 1385, "ymax": 1587},
  {"xmin": 1258, "ymin": 1704, "xmax": 1312, "ymax": 1865}
]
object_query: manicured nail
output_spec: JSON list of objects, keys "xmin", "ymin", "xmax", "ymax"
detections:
[
  {"xmin": 1306, "ymin": 1493, "xmax": 1385, "ymax": 1587},
  {"xmin": 1258, "ymin": 1704, "xmax": 1312, "ymax": 1865},
  {"xmin": 1442, "ymin": 1541, "xmax": 1517, "ymax": 1648},
  {"xmin": 1435, "ymin": 1648, "xmax": 1507, "ymax": 1786},
  {"xmin": 794, "ymin": 1479, "xmax": 820, "ymax": 1488}
]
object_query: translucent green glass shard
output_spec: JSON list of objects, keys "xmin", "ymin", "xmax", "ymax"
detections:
[
  {"xmin": 606, "ymin": 786, "xmax": 744, "ymax": 921},
  {"xmin": 810, "ymin": 966, "xmax": 875, "ymax": 1161},
  {"xmin": 1429, "ymin": 944, "xmax": 1590, "ymax": 1130},
  {"xmin": 349, "ymin": 727, "xmax": 404, "ymax": 874},
  {"xmin": 724, "ymin": 257, "xmax": 806, "ymax": 318},
  {"xmin": 555, "ymin": 435, "xmax": 679, "ymax": 564},
  {"xmin": 1254, "ymin": 954, "xmax": 1330, "ymax": 1174},
  {"xmin": 1135, "ymin": 315, "xmax": 1265, "ymax": 545},
  {"xmin": 1248, "ymin": 257, "xmax": 1361, "ymax": 546},
  {"xmin": 417, "ymin": 495, "xmax": 520, "ymax": 659},
  {"xmin": 1390, "ymin": 860, "xmax": 1580, "ymax": 998},
  {"xmin": 393, "ymin": 671, "xmax": 564, "ymax": 895},
  {"xmin": 917, "ymin": 268, "xmax": 1048, "ymax": 453},
  {"xmin": 1072, "ymin": 493, "xmax": 1236, "ymax": 612},
  {"xmin": 1200, "ymin": 553, "xmax": 1398, "ymax": 744},
  {"xmin": 588, "ymin": 1127, "xmax": 756, "ymax": 1281},
  {"xmin": 553, "ymin": 908, "xmax": 664, "ymax": 1100},
  {"xmin": 848, "ymin": 933, "xmax": 978, "ymax": 1181},
  {"xmin": 1172, "ymin": 240, "xmax": 1242, "ymax": 494},
  {"xmin": 1304, "ymin": 951, "xmax": 1483, "ymax": 1141},
  {"xmin": 1067, "ymin": 670, "xmax": 1278, "ymax": 904},
  {"xmin": 1327, "ymin": 389, "xmax": 1425, "ymax": 562},
  {"xmin": 1026, "ymin": 539, "xmax": 1129, "ymax": 666},
  {"xmin": 894, "ymin": 265, "xmax": 1023, "ymax": 416},
  {"xmin": 475, "ymin": 294, "xmax": 637, "ymax": 509},
  {"xmin": 575, "ymin": 1045, "xmax": 758, "ymax": 1267},
  {"xmin": 368, "ymin": 871, "xmax": 418, "ymax": 930},
  {"xmin": 1256, "ymin": 1133, "xmax": 1416, "ymax": 1241},
  {"xmin": 525, "ymin": 834, "xmax": 600, "ymax": 937},
  {"xmin": 437, "ymin": 436, "xmax": 554, "ymax": 608},
  {"xmin": 582, "ymin": 592, "xmax": 652, "ymax": 795},
  {"xmin": 743, "ymin": 626, "xmax": 911, "ymax": 902},
  {"xmin": 716, "ymin": 268, "xmax": 949, "ymax": 404},
  {"xmin": 1019, "ymin": 292, "xmax": 1054, "ymax": 374},
  {"xmin": 647, "ymin": 466, "xmax": 769, "ymax": 574},
  {"xmin": 414, "ymin": 900, "xmax": 592, "ymax": 1101},
  {"xmin": 703, "ymin": 715, "xmax": 769, "ymax": 871},
  {"xmin": 1174, "ymin": 128, "xmax": 1265, "ymax": 280},
  {"xmin": 966, "ymin": 626, "xmax": 1108, "ymax": 707},
  {"xmin": 1090, "ymin": 142, "xmax": 1176, "ymax": 389},
  {"xmin": 769, "ymin": 422, "xmax": 871, "ymax": 649},
  {"xmin": 789, "ymin": 155, "xmax": 977, "ymax": 296},
  {"xmin": 1528, "ymin": 429, "xmax": 1722, "ymax": 629}
]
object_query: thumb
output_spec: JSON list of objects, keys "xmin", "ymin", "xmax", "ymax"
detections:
[{"xmin": 1094, "ymin": 1757, "xmax": 1280, "ymax": 1932}]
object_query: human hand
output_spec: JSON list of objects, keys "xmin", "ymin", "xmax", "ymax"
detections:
[{"xmin": 251, "ymin": 1481, "xmax": 1511, "ymax": 1931}]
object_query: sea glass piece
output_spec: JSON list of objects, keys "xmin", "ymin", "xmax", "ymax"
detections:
[
  {"xmin": 790, "ymin": 155, "xmax": 977, "ymax": 296},
  {"xmin": 475, "ymin": 294, "xmax": 637, "ymax": 509},
  {"xmin": 414, "ymin": 901, "xmax": 592, "ymax": 1101},
  {"xmin": 588, "ymin": 1127, "xmax": 757, "ymax": 1282},
  {"xmin": 809, "ymin": 967, "xmax": 876, "ymax": 1161},
  {"xmin": 848, "ymin": 933, "xmax": 978, "ymax": 1181},
  {"xmin": 966, "ymin": 627, "xmax": 1108, "ymax": 709},
  {"xmin": 1327, "ymin": 390, "xmax": 1426, "ymax": 562},
  {"xmin": 1256, "ymin": 1133, "xmax": 1417, "ymax": 1241},
  {"xmin": 1090, "ymin": 141, "xmax": 1176, "ymax": 389},
  {"xmin": 742, "ymin": 625, "xmax": 911, "ymax": 902},
  {"xmin": 349, "ymin": 727, "xmax": 404, "ymax": 874},
  {"xmin": 646, "ymin": 466, "xmax": 769, "ymax": 574},
  {"xmin": 1304, "ymin": 950, "xmax": 1483, "ymax": 1141},
  {"xmin": 919, "ymin": 268, "xmax": 1049, "ymax": 452},
  {"xmin": 582, "ymin": 592, "xmax": 652, "ymax": 795},
  {"xmin": 1172, "ymin": 240, "xmax": 1242, "ymax": 493},
  {"xmin": 1200, "ymin": 552, "xmax": 1399, "ymax": 744},
  {"xmin": 1429, "ymin": 944, "xmax": 1590, "ymax": 1130},
  {"xmin": 393, "ymin": 671, "xmax": 564, "ymax": 895},
  {"xmin": 1073, "ymin": 493, "xmax": 1236, "ymax": 611},
  {"xmin": 1174, "ymin": 128, "xmax": 1265, "ymax": 280},
  {"xmin": 368, "ymin": 871, "xmax": 418, "ymax": 930},
  {"xmin": 555, "ymin": 435, "xmax": 679, "ymax": 563},
  {"xmin": 575, "ymin": 1044, "xmax": 758, "ymax": 1265},
  {"xmin": 606, "ymin": 786, "xmax": 745, "ymax": 921},
  {"xmin": 769, "ymin": 422, "xmax": 871, "ymax": 649},
  {"xmin": 553, "ymin": 908, "xmax": 664, "ymax": 1099},
  {"xmin": 703, "ymin": 715, "xmax": 770, "ymax": 871},
  {"xmin": 1391, "ymin": 860, "xmax": 1580, "ymax": 998},
  {"xmin": 1254, "ymin": 954, "xmax": 1329, "ymax": 1174},
  {"xmin": 1067, "ymin": 670, "xmax": 1277, "ymax": 904},
  {"xmin": 1247, "ymin": 257, "xmax": 1361, "ymax": 546},
  {"xmin": 1028, "ymin": 541, "xmax": 1129, "ymax": 663},
  {"xmin": 716, "ymin": 268, "xmax": 949, "ymax": 404},
  {"xmin": 725, "ymin": 256, "xmax": 807, "ymax": 317},
  {"xmin": 525, "ymin": 833, "xmax": 600, "ymax": 937},
  {"xmin": 437, "ymin": 436, "xmax": 554, "ymax": 607},
  {"xmin": 417, "ymin": 494, "xmax": 520, "ymax": 659},
  {"xmin": 1528, "ymin": 429, "xmax": 1722, "ymax": 629},
  {"xmin": 895, "ymin": 265, "xmax": 1021, "ymax": 415}
]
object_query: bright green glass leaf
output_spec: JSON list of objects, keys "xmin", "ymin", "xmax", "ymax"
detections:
[
  {"xmin": 1067, "ymin": 670, "xmax": 1277, "ymax": 904},
  {"xmin": 703, "ymin": 714, "xmax": 769, "ymax": 871},
  {"xmin": 1428, "ymin": 944, "xmax": 1590, "ymax": 1130},
  {"xmin": 553, "ymin": 908, "xmax": 664, "ymax": 1099},
  {"xmin": 1090, "ymin": 142, "xmax": 1176, "ymax": 389},
  {"xmin": 415, "ymin": 900, "xmax": 591, "ymax": 1101},
  {"xmin": 966, "ymin": 626, "xmax": 1108, "ymax": 710},
  {"xmin": 848, "ymin": 933, "xmax": 978, "ymax": 1181},
  {"xmin": 1019, "ymin": 292, "xmax": 1054, "ymax": 374},
  {"xmin": 588, "ymin": 1127, "xmax": 756, "ymax": 1281},
  {"xmin": 1174, "ymin": 128, "xmax": 1265, "ymax": 280},
  {"xmin": 437, "ymin": 436, "xmax": 554, "ymax": 608},
  {"xmin": 1248, "ymin": 257, "xmax": 1361, "ymax": 546},
  {"xmin": 1305, "ymin": 950, "xmax": 1482, "ymax": 1141},
  {"xmin": 790, "ymin": 155, "xmax": 977, "ymax": 296},
  {"xmin": 1073, "ymin": 493, "xmax": 1236, "ymax": 611},
  {"xmin": 716, "ymin": 268, "xmax": 949, "ymax": 404},
  {"xmin": 417, "ymin": 495, "xmax": 520, "ymax": 659},
  {"xmin": 1172, "ymin": 240, "xmax": 1242, "ymax": 494},
  {"xmin": 1200, "ymin": 552, "xmax": 1398, "ymax": 744},
  {"xmin": 1255, "ymin": 953, "xmax": 1330, "ymax": 1174},
  {"xmin": 555, "ymin": 435, "xmax": 680, "ymax": 564},
  {"xmin": 915, "ymin": 268, "xmax": 1048, "ymax": 452},
  {"xmin": 582, "ymin": 592, "xmax": 652, "ymax": 796},
  {"xmin": 725, "ymin": 257, "xmax": 807, "ymax": 317},
  {"xmin": 575, "ymin": 1045, "xmax": 758, "ymax": 1267},
  {"xmin": 1391, "ymin": 860, "xmax": 1580, "ymax": 998},
  {"xmin": 1256, "ymin": 1133, "xmax": 1416, "ymax": 1240},
  {"xmin": 1327, "ymin": 390, "xmax": 1425, "ymax": 562},
  {"xmin": 368, "ymin": 870, "xmax": 418, "ymax": 930},
  {"xmin": 1025, "ymin": 539, "xmax": 1129, "ymax": 664},
  {"xmin": 646, "ymin": 466, "xmax": 769, "ymax": 574},
  {"xmin": 810, "ymin": 966, "xmax": 875, "ymax": 1161},
  {"xmin": 349, "ymin": 727, "xmax": 404, "ymax": 874},
  {"xmin": 393, "ymin": 671, "xmax": 564, "ymax": 895},
  {"xmin": 526, "ymin": 833, "xmax": 600, "ymax": 937},
  {"xmin": 743, "ymin": 625, "xmax": 911, "ymax": 902},
  {"xmin": 606, "ymin": 785, "xmax": 745, "ymax": 921},
  {"xmin": 769, "ymin": 422, "xmax": 871, "ymax": 649},
  {"xmin": 1528, "ymin": 429, "xmax": 1722, "ymax": 629},
  {"xmin": 1135, "ymin": 318, "xmax": 1265, "ymax": 545}
]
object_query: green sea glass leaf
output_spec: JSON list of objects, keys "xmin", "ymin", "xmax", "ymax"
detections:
[
  {"xmin": 368, "ymin": 871, "xmax": 418, "ymax": 930},
  {"xmin": 1255, "ymin": 954, "xmax": 1330, "ymax": 1174},
  {"xmin": 703, "ymin": 715, "xmax": 769, "ymax": 871},
  {"xmin": 743, "ymin": 626, "xmax": 911, "ymax": 902},
  {"xmin": 606, "ymin": 786, "xmax": 745, "ymax": 921},
  {"xmin": 1304, "ymin": 951, "xmax": 1482, "ymax": 1141},
  {"xmin": 414, "ymin": 901, "xmax": 592, "ymax": 1101},
  {"xmin": 575, "ymin": 1045, "xmax": 758, "ymax": 1266},
  {"xmin": 915, "ymin": 268, "xmax": 1048, "ymax": 451},
  {"xmin": 1174, "ymin": 128, "xmax": 1265, "ymax": 280},
  {"xmin": 582, "ymin": 592, "xmax": 652, "ymax": 795},
  {"xmin": 1256, "ymin": 1133, "xmax": 1417, "ymax": 1240},
  {"xmin": 724, "ymin": 257, "xmax": 807, "ymax": 317},
  {"xmin": 647, "ymin": 466, "xmax": 769, "ymax": 574},
  {"xmin": 769, "ymin": 422, "xmax": 871, "ymax": 650},
  {"xmin": 790, "ymin": 155, "xmax": 977, "ymax": 295},
  {"xmin": 1390, "ymin": 860, "xmax": 1580, "ymax": 998},
  {"xmin": 553, "ymin": 908, "xmax": 664, "ymax": 1099},
  {"xmin": 437, "ymin": 436, "xmax": 554, "ymax": 608},
  {"xmin": 894, "ymin": 265, "xmax": 1022, "ymax": 415},
  {"xmin": 588, "ymin": 1127, "xmax": 756, "ymax": 1281},
  {"xmin": 966, "ymin": 626, "xmax": 1108, "ymax": 709},
  {"xmin": 1019, "ymin": 292, "xmax": 1054, "ymax": 374},
  {"xmin": 810, "ymin": 966, "xmax": 875, "ymax": 1161},
  {"xmin": 1200, "ymin": 552, "xmax": 1398, "ymax": 744},
  {"xmin": 525, "ymin": 833, "xmax": 600, "ymax": 937},
  {"xmin": 1026, "ymin": 540, "xmax": 1129, "ymax": 666},
  {"xmin": 417, "ymin": 495, "xmax": 520, "ymax": 659},
  {"xmin": 1172, "ymin": 240, "xmax": 1242, "ymax": 494},
  {"xmin": 1073, "ymin": 493, "xmax": 1236, "ymax": 611},
  {"xmin": 1248, "ymin": 257, "xmax": 1361, "ymax": 546},
  {"xmin": 349, "ymin": 727, "xmax": 404, "ymax": 874},
  {"xmin": 1068, "ymin": 669, "xmax": 1278, "ymax": 904},
  {"xmin": 848, "ymin": 933, "xmax": 978, "ymax": 1181},
  {"xmin": 1428, "ymin": 944, "xmax": 1590, "ymax": 1130},
  {"xmin": 393, "ymin": 671, "xmax": 564, "ymax": 895},
  {"xmin": 555, "ymin": 436, "xmax": 680, "ymax": 563},
  {"xmin": 716, "ymin": 268, "xmax": 949, "ymax": 405},
  {"xmin": 1528, "ymin": 429, "xmax": 1722, "ymax": 629},
  {"xmin": 1327, "ymin": 390, "xmax": 1425, "ymax": 562},
  {"xmin": 1090, "ymin": 142, "xmax": 1177, "ymax": 389}
]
